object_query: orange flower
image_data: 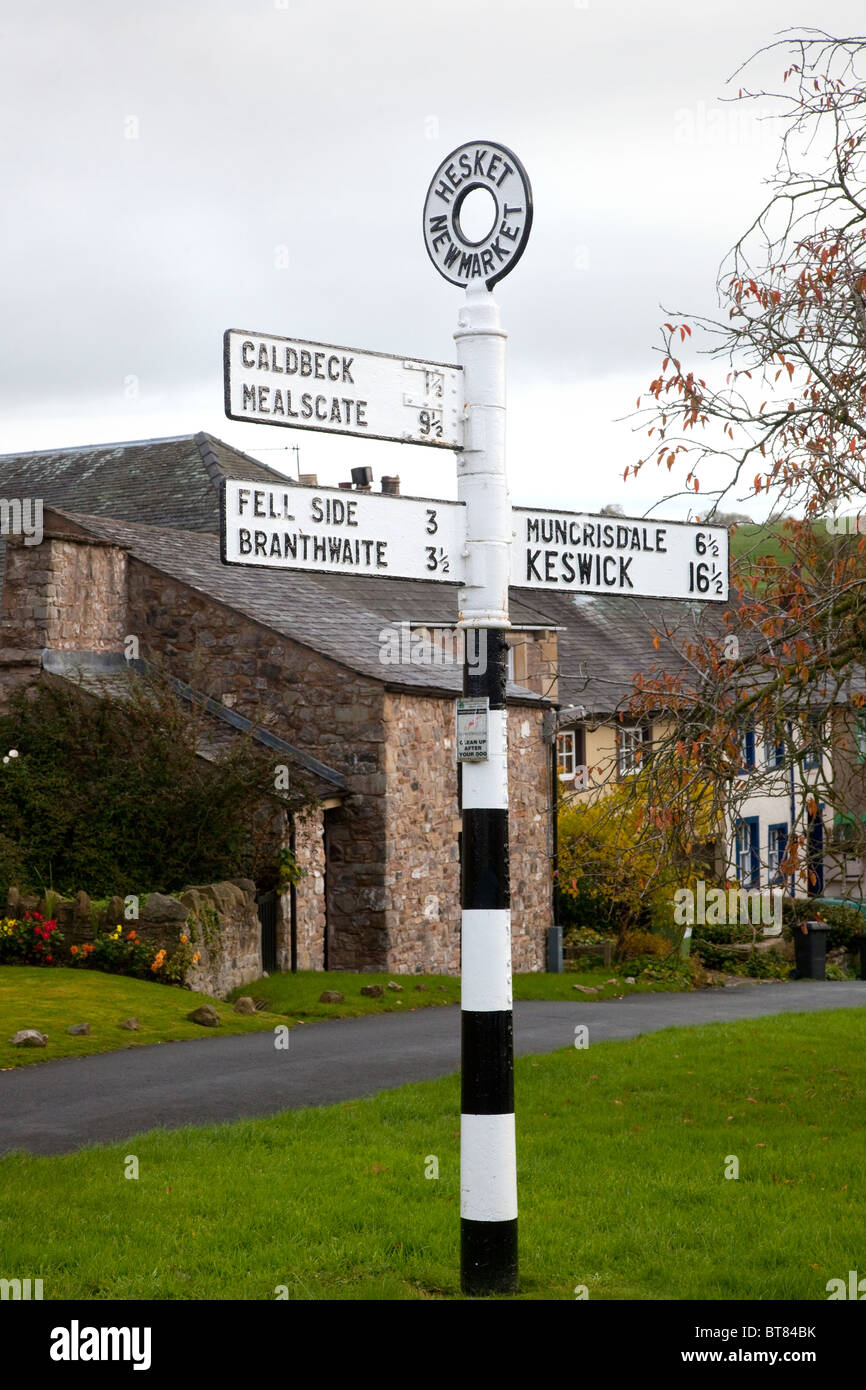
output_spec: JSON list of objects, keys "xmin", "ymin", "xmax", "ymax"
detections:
[
  {"xmin": 82, "ymin": 942, "xmax": 94, "ymax": 955},
  {"xmin": 180, "ymin": 935, "xmax": 188, "ymax": 944},
  {"xmin": 127, "ymin": 930, "xmax": 136, "ymax": 940},
  {"xmin": 70, "ymin": 945, "xmax": 79, "ymax": 955},
  {"xmin": 192, "ymin": 952, "xmax": 201, "ymax": 965}
]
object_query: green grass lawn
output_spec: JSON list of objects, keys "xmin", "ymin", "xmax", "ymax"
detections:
[
  {"xmin": 2, "ymin": 1007, "xmax": 864, "ymax": 1300},
  {"xmin": 233, "ymin": 963, "xmax": 675, "ymax": 1021},
  {"xmin": 0, "ymin": 967, "xmax": 284, "ymax": 1069},
  {"xmin": 0, "ymin": 959, "xmax": 764, "ymax": 1071}
]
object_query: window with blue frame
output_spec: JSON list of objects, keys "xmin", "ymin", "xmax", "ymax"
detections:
[
  {"xmin": 767, "ymin": 823, "xmax": 788, "ymax": 884},
  {"xmin": 803, "ymin": 710, "xmax": 824, "ymax": 770},
  {"xmin": 764, "ymin": 724, "xmax": 785, "ymax": 768},
  {"xmin": 736, "ymin": 816, "xmax": 760, "ymax": 887},
  {"xmin": 856, "ymin": 713, "xmax": 866, "ymax": 762},
  {"xmin": 738, "ymin": 726, "xmax": 756, "ymax": 773}
]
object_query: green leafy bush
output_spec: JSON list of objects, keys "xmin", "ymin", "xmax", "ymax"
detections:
[
  {"xmin": 616, "ymin": 929, "xmax": 671, "ymax": 961},
  {"xmin": 0, "ymin": 676, "xmax": 317, "ymax": 900},
  {"xmin": 782, "ymin": 897, "xmax": 866, "ymax": 953},
  {"xmin": 692, "ymin": 921, "xmax": 756, "ymax": 945},
  {"xmin": 622, "ymin": 953, "xmax": 696, "ymax": 988},
  {"xmin": 693, "ymin": 940, "xmax": 743, "ymax": 970}
]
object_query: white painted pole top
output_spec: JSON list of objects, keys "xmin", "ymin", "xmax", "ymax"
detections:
[{"xmin": 454, "ymin": 285, "xmax": 511, "ymax": 630}]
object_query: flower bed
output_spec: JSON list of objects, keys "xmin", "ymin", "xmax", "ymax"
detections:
[
  {"xmin": 0, "ymin": 913, "xmax": 200, "ymax": 985},
  {"xmin": 0, "ymin": 910, "xmax": 63, "ymax": 965}
]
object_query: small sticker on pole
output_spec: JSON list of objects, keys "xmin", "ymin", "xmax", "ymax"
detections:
[{"xmin": 456, "ymin": 697, "xmax": 490, "ymax": 761}]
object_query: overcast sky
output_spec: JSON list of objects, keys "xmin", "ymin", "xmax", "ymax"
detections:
[{"xmin": 2, "ymin": 1, "xmax": 863, "ymax": 520}]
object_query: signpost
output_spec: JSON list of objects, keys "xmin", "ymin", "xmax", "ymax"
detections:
[
  {"xmin": 224, "ymin": 329, "xmax": 464, "ymax": 450},
  {"xmin": 220, "ymin": 134, "xmax": 729, "ymax": 1302},
  {"xmin": 512, "ymin": 508, "xmax": 729, "ymax": 600},
  {"xmin": 220, "ymin": 479, "xmax": 464, "ymax": 583},
  {"xmin": 221, "ymin": 477, "xmax": 730, "ymax": 603}
]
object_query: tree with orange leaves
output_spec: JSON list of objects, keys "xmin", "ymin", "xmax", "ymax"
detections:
[{"xmin": 619, "ymin": 32, "xmax": 866, "ymax": 899}]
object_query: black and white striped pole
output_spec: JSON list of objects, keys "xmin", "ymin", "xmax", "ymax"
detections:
[{"xmin": 423, "ymin": 141, "xmax": 532, "ymax": 1296}]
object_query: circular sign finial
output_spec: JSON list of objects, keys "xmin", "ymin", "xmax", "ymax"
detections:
[{"xmin": 423, "ymin": 140, "xmax": 532, "ymax": 290}]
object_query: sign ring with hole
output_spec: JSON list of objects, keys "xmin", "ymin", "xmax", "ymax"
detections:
[{"xmin": 423, "ymin": 140, "xmax": 533, "ymax": 290}]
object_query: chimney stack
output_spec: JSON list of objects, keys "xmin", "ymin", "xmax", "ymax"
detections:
[
  {"xmin": 298, "ymin": 473, "xmax": 318, "ymax": 487},
  {"xmin": 381, "ymin": 476, "xmax": 400, "ymax": 496},
  {"xmin": 351, "ymin": 465, "xmax": 373, "ymax": 492}
]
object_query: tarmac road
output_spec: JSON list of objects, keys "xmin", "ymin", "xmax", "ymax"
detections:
[{"xmin": 1, "ymin": 980, "xmax": 863, "ymax": 1156}]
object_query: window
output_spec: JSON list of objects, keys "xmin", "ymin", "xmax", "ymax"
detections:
[
  {"xmin": 767, "ymin": 824, "xmax": 788, "ymax": 885},
  {"xmin": 856, "ymin": 714, "xmax": 866, "ymax": 762},
  {"xmin": 802, "ymin": 710, "xmax": 823, "ymax": 771},
  {"xmin": 556, "ymin": 730, "xmax": 576, "ymax": 779},
  {"xmin": 764, "ymin": 725, "xmax": 785, "ymax": 768},
  {"xmin": 618, "ymin": 725, "xmax": 647, "ymax": 777},
  {"xmin": 736, "ymin": 817, "xmax": 760, "ymax": 888},
  {"xmin": 506, "ymin": 645, "xmax": 515, "ymax": 683},
  {"xmin": 738, "ymin": 726, "xmax": 756, "ymax": 773}
]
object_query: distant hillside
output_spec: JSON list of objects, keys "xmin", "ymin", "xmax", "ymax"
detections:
[{"xmin": 728, "ymin": 523, "xmax": 794, "ymax": 565}]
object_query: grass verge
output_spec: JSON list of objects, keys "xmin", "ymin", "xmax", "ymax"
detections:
[
  {"xmin": 1, "ymin": 1007, "xmax": 864, "ymax": 1299},
  {"xmin": 0, "ymin": 967, "xmax": 282, "ymax": 1069}
]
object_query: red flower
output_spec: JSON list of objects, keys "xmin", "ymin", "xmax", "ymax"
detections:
[{"xmin": 45, "ymin": 955, "xmax": 53, "ymax": 964}]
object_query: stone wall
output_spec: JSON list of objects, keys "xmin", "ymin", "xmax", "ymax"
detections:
[
  {"xmin": 383, "ymin": 693, "xmax": 551, "ymax": 974},
  {"xmin": 280, "ymin": 812, "xmax": 328, "ymax": 971},
  {"xmin": 126, "ymin": 557, "xmax": 390, "ymax": 971},
  {"xmin": 383, "ymin": 691, "xmax": 461, "ymax": 973},
  {"xmin": 0, "ymin": 533, "xmax": 127, "ymax": 657},
  {"xmin": 178, "ymin": 881, "xmax": 262, "ymax": 998},
  {"xmin": 6, "ymin": 879, "xmax": 264, "ymax": 999},
  {"xmin": 507, "ymin": 707, "xmax": 553, "ymax": 972}
]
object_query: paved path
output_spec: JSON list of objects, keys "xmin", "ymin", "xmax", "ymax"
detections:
[{"xmin": 2, "ymin": 982, "xmax": 864, "ymax": 1156}]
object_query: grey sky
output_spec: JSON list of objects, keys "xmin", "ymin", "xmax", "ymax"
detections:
[{"xmin": 2, "ymin": 1, "xmax": 863, "ymax": 517}]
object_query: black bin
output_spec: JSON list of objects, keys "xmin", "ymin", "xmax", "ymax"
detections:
[
  {"xmin": 792, "ymin": 920, "xmax": 830, "ymax": 980},
  {"xmin": 854, "ymin": 933, "xmax": 866, "ymax": 982}
]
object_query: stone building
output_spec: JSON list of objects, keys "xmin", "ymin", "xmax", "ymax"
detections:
[{"xmin": 0, "ymin": 433, "xmax": 558, "ymax": 975}]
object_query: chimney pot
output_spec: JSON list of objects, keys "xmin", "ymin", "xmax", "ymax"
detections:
[{"xmin": 381, "ymin": 476, "xmax": 401, "ymax": 495}]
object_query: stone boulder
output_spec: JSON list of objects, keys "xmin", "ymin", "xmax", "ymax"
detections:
[
  {"xmin": 386, "ymin": 981, "xmax": 403, "ymax": 992},
  {"xmin": 120, "ymin": 1018, "xmax": 141, "ymax": 1031},
  {"xmin": 233, "ymin": 996, "xmax": 257, "ymax": 1014},
  {"xmin": 10, "ymin": 1030, "xmax": 47, "ymax": 1047},
  {"xmin": 140, "ymin": 893, "xmax": 188, "ymax": 926},
  {"xmin": 187, "ymin": 1005, "xmax": 220, "ymax": 1027},
  {"xmin": 103, "ymin": 896, "xmax": 126, "ymax": 931},
  {"xmin": 360, "ymin": 984, "xmax": 384, "ymax": 998},
  {"xmin": 319, "ymin": 990, "xmax": 345, "ymax": 1004},
  {"xmin": 66, "ymin": 1022, "xmax": 90, "ymax": 1036}
]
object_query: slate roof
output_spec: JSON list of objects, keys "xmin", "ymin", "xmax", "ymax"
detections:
[
  {"xmin": 0, "ymin": 432, "xmax": 289, "ymax": 535},
  {"xmin": 49, "ymin": 509, "xmax": 554, "ymax": 702},
  {"xmin": 514, "ymin": 589, "xmax": 726, "ymax": 715}
]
